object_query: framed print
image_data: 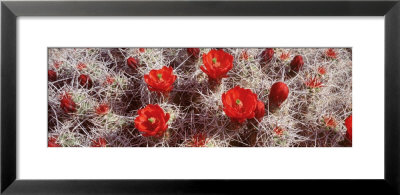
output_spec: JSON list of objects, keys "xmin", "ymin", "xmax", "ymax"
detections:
[{"xmin": 2, "ymin": 0, "xmax": 400, "ymax": 194}]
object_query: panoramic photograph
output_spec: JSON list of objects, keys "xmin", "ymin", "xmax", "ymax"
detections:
[{"xmin": 48, "ymin": 48, "xmax": 352, "ymax": 147}]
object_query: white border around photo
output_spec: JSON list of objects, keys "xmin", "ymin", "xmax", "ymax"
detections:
[{"xmin": 17, "ymin": 17, "xmax": 383, "ymax": 179}]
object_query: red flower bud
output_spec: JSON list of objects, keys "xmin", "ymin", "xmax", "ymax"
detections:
[
  {"xmin": 323, "ymin": 116, "xmax": 337, "ymax": 129},
  {"xmin": 187, "ymin": 48, "xmax": 200, "ymax": 58},
  {"xmin": 201, "ymin": 49, "xmax": 233, "ymax": 81},
  {"xmin": 134, "ymin": 104, "xmax": 170, "ymax": 137},
  {"xmin": 127, "ymin": 57, "xmax": 139, "ymax": 69},
  {"xmin": 305, "ymin": 76, "xmax": 323, "ymax": 89},
  {"xmin": 60, "ymin": 93, "xmax": 77, "ymax": 113},
  {"xmin": 222, "ymin": 86, "xmax": 258, "ymax": 123},
  {"xmin": 105, "ymin": 76, "xmax": 115, "ymax": 85},
  {"xmin": 144, "ymin": 66, "xmax": 177, "ymax": 94},
  {"xmin": 48, "ymin": 137, "xmax": 61, "ymax": 147},
  {"xmin": 78, "ymin": 74, "xmax": 93, "ymax": 88},
  {"xmin": 255, "ymin": 101, "xmax": 265, "ymax": 121},
  {"xmin": 268, "ymin": 82, "xmax": 289, "ymax": 108},
  {"xmin": 189, "ymin": 133, "xmax": 208, "ymax": 147},
  {"xmin": 280, "ymin": 52, "xmax": 290, "ymax": 61},
  {"xmin": 325, "ymin": 48, "xmax": 337, "ymax": 59},
  {"xmin": 48, "ymin": 70, "xmax": 57, "ymax": 82},
  {"xmin": 53, "ymin": 61, "xmax": 61, "ymax": 69},
  {"xmin": 318, "ymin": 67, "xmax": 326, "ymax": 75},
  {"xmin": 241, "ymin": 50, "xmax": 249, "ymax": 60},
  {"xmin": 77, "ymin": 63, "xmax": 86, "ymax": 70},
  {"xmin": 91, "ymin": 138, "xmax": 107, "ymax": 147},
  {"xmin": 290, "ymin": 55, "xmax": 304, "ymax": 72},
  {"xmin": 139, "ymin": 48, "xmax": 145, "ymax": 53},
  {"xmin": 274, "ymin": 127, "xmax": 285, "ymax": 136},
  {"xmin": 261, "ymin": 48, "xmax": 274, "ymax": 64},
  {"xmin": 95, "ymin": 103, "xmax": 109, "ymax": 115},
  {"xmin": 345, "ymin": 115, "xmax": 352, "ymax": 141}
]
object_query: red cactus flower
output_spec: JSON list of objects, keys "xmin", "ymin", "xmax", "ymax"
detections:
[
  {"xmin": 255, "ymin": 101, "xmax": 265, "ymax": 121},
  {"xmin": 134, "ymin": 104, "xmax": 170, "ymax": 137},
  {"xmin": 280, "ymin": 52, "xmax": 290, "ymax": 61},
  {"xmin": 127, "ymin": 57, "xmax": 139, "ymax": 69},
  {"xmin": 325, "ymin": 48, "xmax": 337, "ymax": 59},
  {"xmin": 268, "ymin": 82, "xmax": 289, "ymax": 108},
  {"xmin": 189, "ymin": 133, "xmax": 208, "ymax": 147},
  {"xmin": 273, "ymin": 127, "xmax": 285, "ymax": 136},
  {"xmin": 323, "ymin": 116, "xmax": 337, "ymax": 129},
  {"xmin": 48, "ymin": 70, "xmax": 57, "ymax": 82},
  {"xmin": 345, "ymin": 115, "xmax": 352, "ymax": 141},
  {"xmin": 318, "ymin": 67, "xmax": 326, "ymax": 75},
  {"xmin": 201, "ymin": 49, "xmax": 234, "ymax": 81},
  {"xmin": 261, "ymin": 48, "xmax": 274, "ymax": 64},
  {"xmin": 60, "ymin": 93, "xmax": 77, "ymax": 113},
  {"xmin": 187, "ymin": 48, "xmax": 200, "ymax": 58},
  {"xmin": 91, "ymin": 138, "xmax": 107, "ymax": 147},
  {"xmin": 222, "ymin": 86, "xmax": 258, "ymax": 123},
  {"xmin": 305, "ymin": 76, "xmax": 323, "ymax": 88},
  {"xmin": 95, "ymin": 103, "xmax": 109, "ymax": 115},
  {"xmin": 105, "ymin": 76, "xmax": 115, "ymax": 85},
  {"xmin": 48, "ymin": 137, "xmax": 61, "ymax": 147},
  {"xmin": 144, "ymin": 66, "xmax": 177, "ymax": 94},
  {"xmin": 290, "ymin": 55, "xmax": 304, "ymax": 72},
  {"xmin": 77, "ymin": 62, "xmax": 86, "ymax": 70},
  {"xmin": 241, "ymin": 50, "xmax": 249, "ymax": 60}
]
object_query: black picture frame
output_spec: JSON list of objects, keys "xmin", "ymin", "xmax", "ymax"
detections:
[{"xmin": 1, "ymin": 0, "xmax": 399, "ymax": 194}]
